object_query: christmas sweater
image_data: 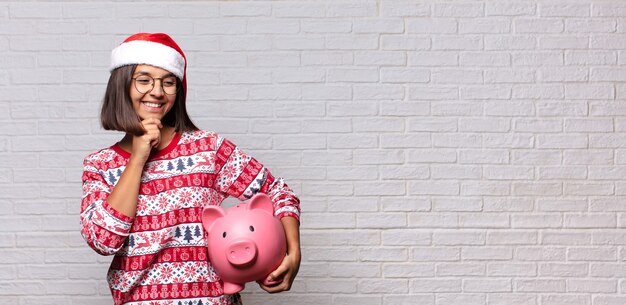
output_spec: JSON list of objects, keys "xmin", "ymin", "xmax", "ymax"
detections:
[{"xmin": 80, "ymin": 130, "xmax": 301, "ymax": 305}]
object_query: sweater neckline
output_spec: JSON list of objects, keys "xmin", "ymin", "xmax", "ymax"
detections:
[{"xmin": 111, "ymin": 131, "xmax": 182, "ymax": 161}]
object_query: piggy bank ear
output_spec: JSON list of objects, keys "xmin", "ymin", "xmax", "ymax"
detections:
[
  {"xmin": 247, "ymin": 193, "xmax": 275, "ymax": 215},
  {"xmin": 202, "ymin": 206, "xmax": 226, "ymax": 231}
]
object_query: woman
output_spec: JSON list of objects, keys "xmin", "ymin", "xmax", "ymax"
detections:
[{"xmin": 80, "ymin": 33, "xmax": 301, "ymax": 305}]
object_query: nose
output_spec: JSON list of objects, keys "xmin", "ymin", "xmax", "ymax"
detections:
[
  {"xmin": 149, "ymin": 79, "xmax": 165, "ymax": 96},
  {"xmin": 227, "ymin": 239, "xmax": 257, "ymax": 267}
]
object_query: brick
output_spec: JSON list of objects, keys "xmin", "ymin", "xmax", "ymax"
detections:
[
  {"xmin": 381, "ymin": 2, "xmax": 430, "ymax": 17},
  {"xmin": 513, "ymin": 182, "xmax": 562, "ymax": 196},
  {"xmin": 487, "ymin": 3, "xmax": 536, "ymax": 16},
  {"xmin": 221, "ymin": 35, "xmax": 271, "ymax": 51},
  {"xmin": 382, "ymin": 229, "xmax": 430, "ymax": 246},
  {"xmin": 540, "ymin": 36, "xmax": 589, "ymax": 50},
  {"xmin": 409, "ymin": 213, "xmax": 458, "ymax": 228},
  {"xmin": 515, "ymin": 279, "xmax": 565, "ymax": 292},
  {"xmin": 353, "ymin": 19, "xmax": 404, "ymax": 34},
  {"xmin": 0, "ymin": 282, "xmax": 46, "ymax": 295},
  {"xmin": 359, "ymin": 279, "xmax": 408, "ymax": 294},
  {"xmin": 383, "ymin": 263, "xmax": 434, "ymax": 278},
  {"xmin": 486, "ymin": 36, "xmax": 537, "ymax": 50},
  {"xmin": 514, "ymin": 118, "xmax": 562, "ymax": 133},
  {"xmin": 327, "ymin": 1, "xmax": 377, "ymax": 17},
  {"xmin": 512, "ymin": 51, "xmax": 564, "ymax": 65},
  {"xmin": 381, "ymin": 35, "xmax": 430, "ymax": 51},
  {"xmin": 354, "ymin": 51, "xmax": 405, "ymax": 66},
  {"xmin": 432, "ymin": 35, "xmax": 482, "ymax": 50},
  {"xmin": 568, "ymin": 247, "xmax": 617, "ymax": 261},
  {"xmin": 483, "ymin": 197, "xmax": 534, "ymax": 212},
  {"xmin": 464, "ymin": 279, "xmax": 511, "ymax": 292},
  {"xmin": 593, "ymin": 3, "xmax": 626, "ymax": 17},
  {"xmin": 302, "ymin": 85, "xmax": 351, "ymax": 100},
  {"xmin": 432, "ymin": 197, "xmax": 482, "ymax": 212},
  {"xmin": 411, "ymin": 247, "xmax": 460, "ymax": 262},
  {"xmin": 380, "ymin": 67, "xmax": 429, "ymax": 83},
  {"xmin": 410, "ymin": 279, "xmax": 461, "ymax": 292},
  {"xmin": 274, "ymin": 3, "xmax": 325, "ymax": 18},
  {"xmin": 433, "ymin": 230, "xmax": 485, "ymax": 246},
  {"xmin": 538, "ymin": 166, "xmax": 587, "ymax": 180},
  {"xmin": 542, "ymin": 232, "xmax": 592, "ymax": 246},
  {"xmin": 355, "ymin": 181, "xmax": 406, "ymax": 196},
  {"xmin": 488, "ymin": 294, "xmax": 537, "ymax": 305},
  {"xmin": 488, "ymin": 262, "xmax": 537, "ymax": 276},
  {"xmin": 353, "ymin": 117, "xmax": 404, "ymax": 132},
  {"xmin": 407, "ymin": 19, "xmax": 457, "ymax": 34},
  {"xmin": 515, "ymin": 18, "xmax": 564, "ymax": 33},
  {"xmin": 354, "ymin": 149, "xmax": 403, "ymax": 165},
  {"xmin": 328, "ymin": 134, "xmax": 378, "ymax": 149},
  {"xmin": 517, "ymin": 247, "xmax": 567, "ymax": 261},
  {"xmin": 360, "ymin": 247, "xmax": 407, "ymax": 262},
  {"xmin": 513, "ymin": 84, "xmax": 564, "ymax": 99},
  {"xmin": 460, "ymin": 18, "xmax": 511, "ymax": 34},
  {"xmin": 408, "ymin": 149, "xmax": 457, "ymax": 163},
  {"xmin": 433, "ymin": 69, "xmax": 483, "ymax": 84},
  {"xmin": 434, "ymin": 134, "xmax": 482, "ymax": 148},
  {"xmin": 539, "ymin": 67, "xmax": 588, "ymax": 82},
  {"xmin": 410, "ymin": 181, "xmax": 459, "ymax": 196},
  {"xmin": 247, "ymin": 52, "xmax": 298, "ymax": 67},
  {"xmin": 326, "ymin": 35, "xmax": 378, "ymax": 50},
  {"xmin": 333, "ymin": 296, "xmax": 382, "ymax": 305},
  {"xmin": 275, "ymin": 102, "xmax": 325, "ymax": 117},
  {"xmin": 302, "ymin": 51, "xmax": 353, "ymax": 66},
  {"xmin": 248, "ymin": 19, "xmax": 300, "ymax": 34},
  {"xmin": 328, "ymin": 68, "xmax": 379, "ymax": 83},
  {"xmin": 249, "ymin": 85, "xmax": 301, "ymax": 100},
  {"xmin": 381, "ymin": 164, "xmax": 428, "ymax": 179},
  {"xmin": 566, "ymin": 50, "xmax": 617, "ymax": 65},
  {"xmin": 381, "ymin": 133, "xmax": 430, "ymax": 149},
  {"xmin": 537, "ymin": 199, "xmax": 588, "ymax": 212},
  {"xmin": 540, "ymin": 262, "xmax": 588, "ymax": 278},
  {"xmin": 408, "ymin": 51, "xmax": 458, "ymax": 66},
  {"xmin": 567, "ymin": 19, "xmax": 616, "ymax": 33},
  {"xmin": 302, "ymin": 230, "xmax": 378, "ymax": 246},
  {"xmin": 437, "ymin": 263, "xmax": 485, "ymax": 277},
  {"xmin": 459, "ymin": 213, "xmax": 510, "ymax": 228},
  {"xmin": 381, "ymin": 197, "xmax": 430, "ymax": 212},
  {"xmin": 459, "ymin": 149, "xmax": 509, "ymax": 164}
]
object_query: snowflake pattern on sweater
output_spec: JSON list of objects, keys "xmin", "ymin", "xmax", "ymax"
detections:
[{"xmin": 80, "ymin": 130, "xmax": 300, "ymax": 305}]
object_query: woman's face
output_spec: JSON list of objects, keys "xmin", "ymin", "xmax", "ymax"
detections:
[{"xmin": 129, "ymin": 64, "xmax": 177, "ymax": 121}]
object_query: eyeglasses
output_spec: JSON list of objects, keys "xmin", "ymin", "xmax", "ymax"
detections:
[{"xmin": 132, "ymin": 75, "xmax": 179, "ymax": 95}]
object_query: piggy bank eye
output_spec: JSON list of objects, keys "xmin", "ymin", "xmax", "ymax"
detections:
[
  {"xmin": 249, "ymin": 226, "xmax": 255, "ymax": 232},
  {"xmin": 222, "ymin": 232, "xmax": 227, "ymax": 238}
]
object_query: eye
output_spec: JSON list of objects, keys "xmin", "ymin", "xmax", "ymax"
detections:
[
  {"xmin": 249, "ymin": 226, "xmax": 255, "ymax": 232},
  {"xmin": 222, "ymin": 232, "xmax": 227, "ymax": 238},
  {"xmin": 163, "ymin": 78, "xmax": 177, "ymax": 87},
  {"xmin": 135, "ymin": 76, "xmax": 151, "ymax": 82}
]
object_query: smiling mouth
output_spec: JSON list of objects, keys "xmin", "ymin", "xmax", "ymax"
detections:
[{"xmin": 143, "ymin": 102, "xmax": 163, "ymax": 108}]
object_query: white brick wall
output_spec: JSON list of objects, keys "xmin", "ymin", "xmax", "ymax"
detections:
[{"xmin": 1, "ymin": 1, "xmax": 626, "ymax": 304}]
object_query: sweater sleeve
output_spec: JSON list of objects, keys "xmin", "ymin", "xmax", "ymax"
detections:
[
  {"xmin": 213, "ymin": 136, "xmax": 301, "ymax": 222},
  {"xmin": 79, "ymin": 157, "xmax": 134, "ymax": 256}
]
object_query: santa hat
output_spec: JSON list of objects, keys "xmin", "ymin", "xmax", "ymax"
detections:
[{"xmin": 110, "ymin": 33, "xmax": 187, "ymax": 94}]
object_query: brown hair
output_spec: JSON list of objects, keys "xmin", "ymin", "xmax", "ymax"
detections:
[{"xmin": 100, "ymin": 64, "xmax": 199, "ymax": 136}]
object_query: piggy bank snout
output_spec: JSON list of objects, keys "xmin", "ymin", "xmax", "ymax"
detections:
[{"xmin": 227, "ymin": 239, "xmax": 258, "ymax": 267}]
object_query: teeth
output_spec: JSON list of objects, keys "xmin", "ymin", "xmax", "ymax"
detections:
[{"xmin": 144, "ymin": 102, "xmax": 162, "ymax": 108}]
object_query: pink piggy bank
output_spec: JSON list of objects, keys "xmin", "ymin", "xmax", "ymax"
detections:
[{"xmin": 202, "ymin": 193, "xmax": 286, "ymax": 294}]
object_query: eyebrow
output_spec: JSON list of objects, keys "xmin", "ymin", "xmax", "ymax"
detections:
[{"xmin": 134, "ymin": 71, "xmax": 176, "ymax": 78}]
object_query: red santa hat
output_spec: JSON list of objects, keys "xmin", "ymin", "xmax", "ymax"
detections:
[{"xmin": 110, "ymin": 33, "xmax": 187, "ymax": 94}]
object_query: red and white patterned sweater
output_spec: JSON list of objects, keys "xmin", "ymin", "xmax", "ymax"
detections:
[{"xmin": 80, "ymin": 130, "xmax": 301, "ymax": 305}]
